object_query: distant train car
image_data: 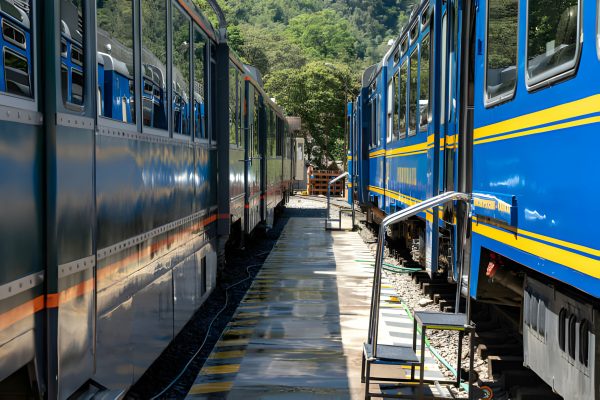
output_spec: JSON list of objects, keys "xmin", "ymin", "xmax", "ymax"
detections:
[
  {"xmin": 0, "ymin": 0, "xmax": 289, "ymax": 398},
  {"xmin": 351, "ymin": 0, "xmax": 600, "ymax": 398}
]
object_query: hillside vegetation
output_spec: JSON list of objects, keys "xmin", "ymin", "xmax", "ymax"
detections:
[{"xmin": 195, "ymin": 0, "xmax": 416, "ymax": 166}]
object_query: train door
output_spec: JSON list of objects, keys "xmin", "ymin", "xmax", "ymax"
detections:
[
  {"xmin": 0, "ymin": 0, "xmax": 45, "ymax": 397},
  {"xmin": 46, "ymin": 1, "xmax": 96, "ymax": 398}
]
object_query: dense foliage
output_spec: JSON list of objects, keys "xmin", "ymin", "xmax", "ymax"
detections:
[{"xmin": 195, "ymin": 0, "xmax": 417, "ymax": 166}]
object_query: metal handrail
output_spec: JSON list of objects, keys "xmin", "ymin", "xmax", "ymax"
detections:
[
  {"xmin": 367, "ymin": 191, "xmax": 472, "ymax": 358},
  {"xmin": 325, "ymin": 172, "xmax": 355, "ymax": 230}
]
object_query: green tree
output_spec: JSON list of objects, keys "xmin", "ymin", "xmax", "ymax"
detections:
[
  {"xmin": 285, "ymin": 10, "xmax": 358, "ymax": 63},
  {"xmin": 265, "ymin": 62, "xmax": 356, "ymax": 167}
]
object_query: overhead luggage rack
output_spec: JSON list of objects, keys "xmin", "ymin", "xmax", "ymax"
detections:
[{"xmin": 363, "ymin": 191, "xmax": 476, "ymax": 399}]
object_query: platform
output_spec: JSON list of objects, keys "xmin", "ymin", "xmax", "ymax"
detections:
[{"xmin": 186, "ymin": 217, "xmax": 450, "ymax": 399}]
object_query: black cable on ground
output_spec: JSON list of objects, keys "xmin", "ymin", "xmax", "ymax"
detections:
[{"xmin": 148, "ymin": 263, "xmax": 262, "ymax": 399}]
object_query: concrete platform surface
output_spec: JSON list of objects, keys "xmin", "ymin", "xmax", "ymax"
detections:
[{"xmin": 186, "ymin": 217, "xmax": 448, "ymax": 399}]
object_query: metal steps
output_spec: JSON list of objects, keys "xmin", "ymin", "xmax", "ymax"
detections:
[{"xmin": 363, "ymin": 192, "xmax": 475, "ymax": 399}]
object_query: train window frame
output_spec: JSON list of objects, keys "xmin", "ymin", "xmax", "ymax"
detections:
[
  {"xmin": 597, "ymin": 0, "xmax": 600, "ymax": 61},
  {"xmin": 408, "ymin": 47, "xmax": 418, "ymax": 136},
  {"xmin": 409, "ymin": 20, "xmax": 419, "ymax": 45},
  {"xmin": 96, "ymin": 0, "xmax": 137, "ymax": 126},
  {"xmin": 399, "ymin": 60, "xmax": 407, "ymax": 139},
  {"xmin": 525, "ymin": 0, "xmax": 582, "ymax": 90},
  {"xmin": 484, "ymin": 0, "xmax": 519, "ymax": 107},
  {"xmin": 171, "ymin": 1, "xmax": 192, "ymax": 139},
  {"xmin": 2, "ymin": 19, "xmax": 26, "ymax": 50},
  {"xmin": 419, "ymin": 32, "xmax": 431, "ymax": 132},
  {"xmin": 140, "ymin": 0, "xmax": 169, "ymax": 136},
  {"xmin": 392, "ymin": 70, "xmax": 400, "ymax": 141},
  {"xmin": 192, "ymin": 24, "xmax": 208, "ymax": 143},
  {"xmin": 421, "ymin": 5, "xmax": 431, "ymax": 30},
  {"xmin": 228, "ymin": 63, "xmax": 239, "ymax": 147},
  {"xmin": 387, "ymin": 78, "xmax": 393, "ymax": 143},
  {"xmin": 60, "ymin": 0, "xmax": 86, "ymax": 111},
  {"xmin": 0, "ymin": 0, "xmax": 36, "ymax": 110},
  {"xmin": 400, "ymin": 36, "xmax": 408, "ymax": 55}
]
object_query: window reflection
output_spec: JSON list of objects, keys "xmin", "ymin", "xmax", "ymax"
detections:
[
  {"xmin": 194, "ymin": 26, "xmax": 206, "ymax": 139},
  {"xmin": 97, "ymin": 0, "xmax": 135, "ymax": 123},
  {"xmin": 60, "ymin": 0, "xmax": 84, "ymax": 106},
  {"xmin": 486, "ymin": 0, "xmax": 518, "ymax": 101},
  {"xmin": 1, "ymin": 0, "xmax": 33, "ymax": 99},
  {"xmin": 172, "ymin": 4, "xmax": 190, "ymax": 136},
  {"xmin": 408, "ymin": 49, "xmax": 417, "ymax": 135},
  {"xmin": 142, "ymin": 0, "xmax": 167, "ymax": 130},
  {"xmin": 399, "ymin": 61, "xmax": 407, "ymax": 136},
  {"xmin": 527, "ymin": 0, "xmax": 579, "ymax": 83},
  {"xmin": 419, "ymin": 34, "xmax": 430, "ymax": 129}
]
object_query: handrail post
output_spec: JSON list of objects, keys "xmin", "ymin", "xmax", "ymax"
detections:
[
  {"xmin": 368, "ymin": 191, "xmax": 471, "ymax": 358},
  {"xmin": 325, "ymin": 172, "xmax": 349, "ymax": 229}
]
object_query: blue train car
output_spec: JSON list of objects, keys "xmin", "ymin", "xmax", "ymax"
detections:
[
  {"xmin": 352, "ymin": 0, "xmax": 600, "ymax": 397},
  {"xmin": 0, "ymin": 0, "xmax": 290, "ymax": 398}
]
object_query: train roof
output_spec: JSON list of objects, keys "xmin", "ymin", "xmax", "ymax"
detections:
[
  {"xmin": 176, "ymin": 0, "xmax": 218, "ymax": 42},
  {"xmin": 382, "ymin": 0, "xmax": 430, "ymax": 66}
]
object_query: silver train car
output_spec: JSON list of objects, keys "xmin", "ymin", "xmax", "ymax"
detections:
[{"xmin": 0, "ymin": 0, "xmax": 292, "ymax": 398}]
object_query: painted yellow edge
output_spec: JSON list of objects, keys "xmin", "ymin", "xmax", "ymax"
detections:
[
  {"xmin": 473, "ymin": 222, "xmax": 600, "ymax": 279},
  {"xmin": 474, "ymin": 94, "xmax": 600, "ymax": 140}
]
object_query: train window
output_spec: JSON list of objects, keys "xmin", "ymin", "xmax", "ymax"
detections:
[
  {"xmin": 276, "ymin": 117, "xmax": 283, "ymax": 156},
  {"xmin": 421, "ymin": 7, "xmax": 431, "ymax": 29},
  {"xmin": 210, "ymin": 45, "xmax": 217, "ymax": 143},
  {"xmin": 270, "ymin": 110, "xmax": 277, "ymax": 156},
  {"xmin": 61, "ymin": 0, "xmax": 84, "ymax": 107},
  {"xmin": 5, "ymin": 49, "xmax": 31, "ymax": 98},
  {"xmin": 0, "ymin": 0, "xmax": 33, "ymax": 100},
  {"xmin": 253, "ymin": 90, "xmax": 259, "ymax": 156},
  {"xmin": 72, "ymin": 69, "xmax": 84, "ymax": 104},
  {"xmin": 97, "ymin": 0, "xmax": 136, "ymax": 123},
  {"xmin": 419, "ymin": 34, "xmax": 431, "ymax": 131},
  {"xmin": 441, "ymin": 14, "xmax": 447, "ymax": 122},
  {"xmin": 579, "ymin": 319, "xmax": 589, "ymax": 367},
  {"xmin": 392, "ymin": 71, "xmax": 400, "ymax": 141},
  {"xmin": 408, "ymin": 48, "xmax": 418, "ymax": 136},
  {"xmin": 400, "ymin": 37, "xmax": 408, "ymax": 54},
  {"xmin": 61, "ymin": 65, "xmax": 68, "ymax": 103},
  {"xmin": 526, "ymin": 0, "xmax": 580, "ymax": 86},
  {"xmin": 142, "ymin": 0, "xmax": 168, "ymax": 131},
  {"xmin": 370, "ymin": 96, "xmax": 377, "ymax": 147},
  {"xmin": 238, "ymin": 74, "xmax": 244, "ymax": 147},
  {"xmin": 387, "ymin": 79, "xmax": 393, "ymax": 143},
  {"xmin": 409, "ymin": 21, "xmax": 419, "ymax": 44},
  {"xmin": 3, "ymin": 20, "xmax": 26, "ymax": 49},
  {"xmin": 393, "ymin": 49, "xmax": 400, "ymax": 64},
  {"xmin": 229, "ymin": 64, "xmax": 238, "ymax": 145},
  {"xmin": 399, "ymin": 61, "xmax": 407, "ymax": 138},
  {"xmin": 172, "ymin": 3, "xmax": 191, "ymax": 136},
  {"xmin": 485, "ymin": 0, "xmax": 518, "ymax": 104},
  {"xmin": 568, "ymin": 314, "xmax": 577, "ymax": 359},
  {"xmin": 193, "ymin": 26, "xmax": 206, "ymax": 140}
]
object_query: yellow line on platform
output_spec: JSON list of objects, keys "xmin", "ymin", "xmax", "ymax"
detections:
[
  {"xmin": 201, "ymin": 364, "xmax": 240, "ymax": 375},
  {"xmin": 229, "ymin": 319, "xmax": 259, "ymax": 326},
  {"xmin": 225, "ymin": 328, "xmax": 254, "ymax": 335},
  {"xmin": 210, "ymin": 350, "xmax": 246, "ymax": 359},
  {"xmin": 188, "ymin": 381, "xmax": 233, "ymax": 394},
  {"xmin": 215, "ymin": 339, "xmax": 250, "ymax": 347}
]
